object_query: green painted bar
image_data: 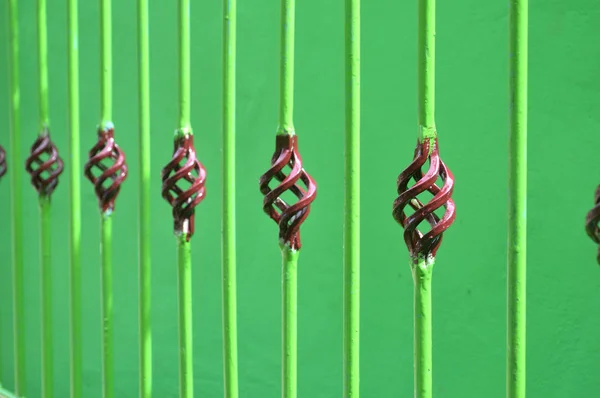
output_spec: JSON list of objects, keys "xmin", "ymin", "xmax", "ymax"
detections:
[
  {"xmin": 414, "ymin": 0, "xmax": 435, "ymax": 396},
  {"xmin": 39, "ymin": 196, "xmax": 54, "ymax": 398},
  {"xmin": 100, "ymin": 0, "xmax": 112, "ymax": 129},
  {"xmin": 277, "ymin": 0, "xmax": 295, "ymax": 135},
  {"xmin": 176, "ymin": 1, "xmax": 195, "ymax": 397},
  {"xmin": 417, "ymin": 0, "xmax": 436, "ymax": 143},
  {"xmin": 277, "ymin": 0, "xmax": 299, "ymax": 396},
  {"xmin": 177, "ymin": 237, "xmax": 194, "ymax": 398},
  {"xmin": 101, "ymin": 215, "xmax": 114, "ymax": 398},
  {"xmin": 37, "ymin": 0, "xmax": 54, "ymax": 395},
  {"xmin": 343, "ymin": 0, "xmax": 360, "ymax": 394},
  {"xmin": 507, "ymin": 0, "xmax": 528, "ymax": 396},
  {"xmin": 137, "ymin": 0, "xmax": 152, "ymax": 396},
  {"xmin": 37, "ymin": 0, "xmax": 49, "ymax": 129},
  {"xmin": 99, "ymin": 0, "xmax": 115, "ymax": 395},
  {"xmin": 67, "ymin": 0, "xmax": 83, "ymax": 395},
  {"xmin": 281, "ymin": 247, "xmax": 299, "ymax": 398},
  {"xmin": 7, "ymin": 0, "xmax": 26, "ymax": 395},
  {"xmin": 178, "ymin": 0, "xmax": 191, "ymax": 132},
  {"xmin": 413, "ymin": 258, "xmax": 434, "ymax": 397},
  {"xmin": 222, "ymin": 0, "xmax": 240, "ymax": 394}
]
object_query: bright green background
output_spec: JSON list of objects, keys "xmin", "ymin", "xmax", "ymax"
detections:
[{"xmin": 1, "ymin": 0, "xmax": 600, "ymax": 396}]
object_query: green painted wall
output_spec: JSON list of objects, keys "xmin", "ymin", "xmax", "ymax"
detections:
[{"xmin": 1, "ymin": 0, "xmax": 600, "ymax": 396}]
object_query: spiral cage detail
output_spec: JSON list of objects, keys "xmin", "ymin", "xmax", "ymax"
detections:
[
  {"xmin": 0, "ymin": 145, "xmax": 6, "ymax": 180},
  {"xmin": 259, "ymin": 134, "xmax": 317, "ymax": 250},
  {"xmin": 393, "ymin": 138, "xmax": 456, "ymax": 259},
  {"xmin": 84, "ymin": 125, "xmax": 128, "ymax": 213},
  {"xmin": 161, "ymin": 133, "xmax": 207, "ymax": 241},
  {"xmin": 25, "ymin": 128, "xmax": 64, "ymax": 196},
  {"xmin": 585, "ymin": 185, "xmax": 600, "ymax": 264}
]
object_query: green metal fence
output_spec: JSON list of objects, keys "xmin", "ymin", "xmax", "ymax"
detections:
[{"xmin": 3, "ymin": 0, "xmax": 590, "ymax": 397}]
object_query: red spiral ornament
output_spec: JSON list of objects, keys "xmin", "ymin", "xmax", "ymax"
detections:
[
  {"xmin": 585, "ymin": 185, "xmax": 600, "ymax": 264},
  {"xmin": 161, "ymin": 133, "xmax": 207, "ymax": 241},
  {"xmin": 259, "ymin": 134, "xmax": 317, "ymax": 250},
  {"xmin": 0, "ymin": 145, "xmax": 6, "ymax": 180},
  {"xmin": 25, "ymin": 129, "xmax": 64, "ymax": 196},
  {"xmin": 84, "ymin": 124, "xmax": 128, "ymax": 213},
  {"xmin": 393, "ymin": 137, "xmax": 456, "ymax": 259}
]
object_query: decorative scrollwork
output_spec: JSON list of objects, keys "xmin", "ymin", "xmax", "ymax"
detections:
[
  {"xmin": 259, "ymin": 134, "xmax": 317, "ymax": 250},
  {"xmin": 25, "ymin": 128, "xmax": 64, "ymax": 196},
  {"xmin": 84, "ymin": 124, "xmax": 128, "ymax": 213},
  {"xmin": 0, "ymin": 145, "xmax": 6, "ymax": 180},
  {"xmin": 585, "ymin": 185, "xmax": 600, "ymax": 264},
  {"xmin": 161, "ymin": 132, "xmax": 207, "ymax": 241},
  {"xmin": 393, "ymin": 137, "xmax": 456, "ymax": 259}
]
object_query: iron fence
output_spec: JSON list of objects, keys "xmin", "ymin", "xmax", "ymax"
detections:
[{"xmin": 3, "ymin": 0, "xmax": 590, "ymax": 397}]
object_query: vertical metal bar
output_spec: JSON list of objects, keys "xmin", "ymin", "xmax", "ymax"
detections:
[
  {"xmin": 177, "ymin": 2, "xmax": 194, "ymax": 397},
  {"xmin": 282, "ymin": 247, "xmax": 298, "ymax": 398},
  {"xmin": 37, "ymin": 0, "xmax": 49, "ymax": 129},
  {"xmin": 414, "ymin": 0, "xmax": 436, "ymax": 394},
  {"xmin": 258, "ymin": 2, "xmax": 318, "ymax": 398},
  {"xmin": 278, "ymin": 0, "xmax": 295, "ymax": 135},
  {"xmin": 161, "ymin": 0, "xmax": 205, "ymax": 395},
  {"xmin": 7, "ymin": 0, "xmax": 26, "ymax": 394},
  {"xmin": 101, "ymin": 215, "xmax": 114, "ymax": 398},
  {"xmin": 278, "ymin": 1, "xmax": 299, "ymax": 397},
  {"xmin": 507, "ymin": 0, "xmax": 528, "ymax": 395},
  {"xmin": 418, "ymin": 0, "xmax": 435, "ymax": 141},
  {"xmin": 100, "ymin": 0, "xmax": 112, "ymax": 129},
  {"xmin": 39, "ymin": 195, "xmax": 53, "ymax": 398},
  {"xmin": 178, "ymin": 0, "xmax": 191, "ymax": 131},
  {"xmin": 37, "ymin": 0, "xmax": 53, "ymax": 395},
  {"xmin": 99, "ymin": 0, "xmax": 114, "ymax": 395},
  {"xmin": 222, "ymin": 0, "xmax": 240, "ymax": 394},
  {"xmin": 67, "ymin": 0, "xmax": 83, "ymax": 394},
  {"xmin": 413, "ymin": 258, "xmax": 433, "ymax": 398},
  {"xmin": 137, "ymin": 0, "xmax": 152, "ymax": 396},
  {"xmin": 343, "ymin": 0, "xmax": 360, "ymax": 394},
  {"xmin": 177, "ymin": 237, "xmax": 194, "ymax": 398}
]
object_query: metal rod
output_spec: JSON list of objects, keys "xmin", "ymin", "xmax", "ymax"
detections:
[
  {"xmin": 278, "ymin": 0, "xmax": 295, "ymax": 134},
  {"xmin": 99, "ymin": 0, "xmax": 115, "ymax": 395},
  {"xmin": 222, "ymin": 0, "xmax": 240, "ymax": 394},
  {"xmin": 507, "ymin": 0, "xmax": 528, "ymax": 395},
  {"xmin": 177, "ymin": 237, "xmax": 194, "ymax": 398},
  {"xmin": 67, "ymin": 0, "xmax": 83, "ymax": 394},
  {"xmin": 101, "ymin": 215, "xmax": 114, "ymax": 398},
  {"xmin": 413, "ymin": 258, "xmax": 433, "ymax": 398},
  {"xmin": 37, "ymin": 0, "xmax": 53, "ymax": 395},
  {"xmin": 178, "ymin": 0, "xmax": 191, "ymax": 131},
  {"xmin": 413, "ymin": 0, "xmax": 436, "ymax": 396},
  {"xmin": 100, "ymin": 0, "xmax": 112, "ymax": 128},
  {"xmin": 40, "ymin": 196, "xmax": 54, "ymax": 398},
  {"xmin": 174, "ymin": 1, "xmax": 194, "ymax": 396},
  {"xmin": 7, "ymin": 0, "xmax": 26, "ymax": 394},
  {"xmin": 282, "ymin": 246, "xmax": 299, "ymax": 398},
  {"xmin": 137, "ymin": 0, "xmax": 152, "ymax": 396},
  {"xmin": 343, "ymin": 0, "xmax": 360, "ymax": 394},
  {"xmin": 418, "ymin": 0, "xmax": 436, "ymax": 142},
  {"xmin": 38, "ymin": 0, "xmax": 49, "ymax": 129}
]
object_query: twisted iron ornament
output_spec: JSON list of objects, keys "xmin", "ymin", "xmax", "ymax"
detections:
[
  {"xmin": 585, "ymin": 185, "xmax": 600, "ymax": 264},
  {"xmin": 84, "ymin": 124, "xmax": 128, "ymax": 213},
  {"xmin": 0, "ymin": 145, "xmax": 6, "ymax": 180},
  {"xmin": 259, "ymin": 134, "xmax": 317, "ymax": 250},
  {"xmin": 25, "ymin": 128, "xmax": 64, "ymax": 196},
  {"xmin": 393, "ymin": 137, "xmax": 456, "ymax": 259},
  {"xmin": 161, "ymin": 132, "xmax": 207, "ymax": 241}
]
